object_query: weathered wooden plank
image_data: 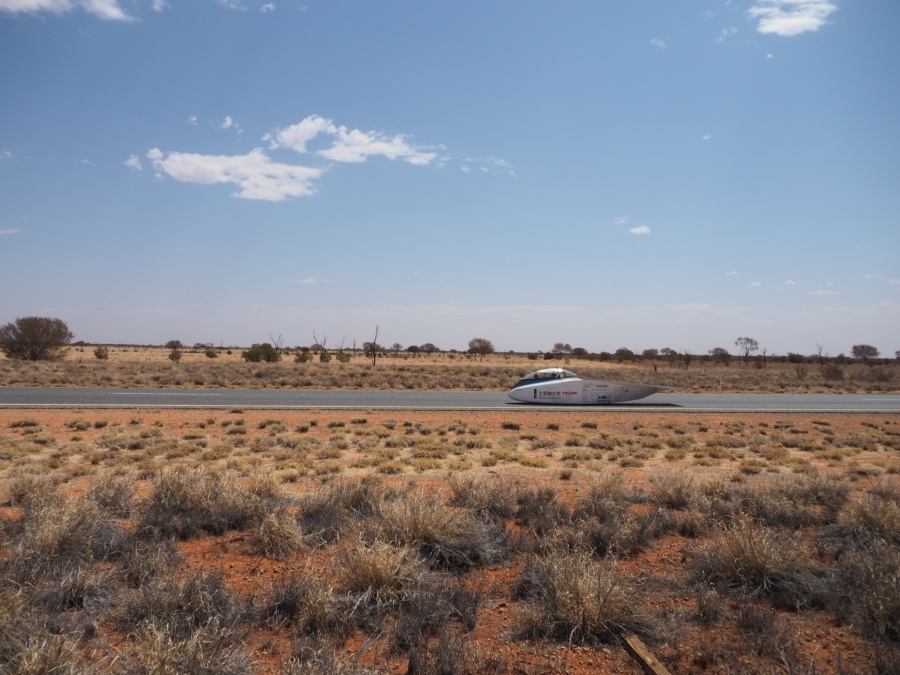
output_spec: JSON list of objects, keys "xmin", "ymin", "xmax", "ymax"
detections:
[{"xmin": 622, "ymin": 633, "xmax": 672, "ymax": 675}]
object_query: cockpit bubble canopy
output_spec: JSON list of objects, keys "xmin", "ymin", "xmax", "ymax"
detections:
[{"xmin": 512, "ymin": 368, "xmax": 578, "ymax": 388}]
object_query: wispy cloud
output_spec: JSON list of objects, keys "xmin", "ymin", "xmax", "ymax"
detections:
[
  {"xmin": 650, "ymin": 38, "xmax": 667, "ymax": 49},
  {"xmin": 144, "ymin": 114, "xmax": 499, "ymax": 201},
  {"xmin": 123, "ymin": 154, "xmax": 142, "ymax": 172},
  {"xmin": 0, "ymin": 0, "xmax": 134, "ymax": 21},
  {"xmin": 750, "ymin": 281, "xmax": 763, "ymax": 287},
  {"xmin": 147, "ymin": 147, "xmax": 323, "ymax": 201},
  {"xmin": 220, "ymin": 116, "xmax": 243, "ymax": 134},
  {"xmin": 726, "ymin": 271, "xmax": 741, "ymax": 276},
  {"xmin": 629, "ymin": 225, "xmax": 651, "ymax": 235},
  {"xmin": 785, "ymin": 279, "xmax": 797, "ymax": 286},
  {"xmin": 0, "ymin": 228, "xmax": 21, "ymax": 235},
  {"xmin": 716, "ymin": 26, "xmax": 738, "ymax": 43},
  {"xmin": 1, "ymin": 150, "xmax": 12, "ymax": 160},
  {"xmin": 748, "ymin": 0, "xmax": 837, "ymax": 37},
  {"xmin": 806, "ymin": 288, "xmax": 839, "ymax": 296},
  {"xmin": 216, "ymin": 0, "xmax": 246, "ymax": 10},
  {"xmin": 296, "ymin": 277, "xmax": 329, "ymax": 285},
  {"xmin": 260, "ymin": 2, "xmax": 275, "ymax": 13},
  {"xmin": 268, "ymin": 115, "xmax": 437, "ymax": 166}
]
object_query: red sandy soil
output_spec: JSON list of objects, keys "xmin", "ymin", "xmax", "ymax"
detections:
[{"xmin": 1, "ymin": 407, "xmax": 898, "ymax": 674}]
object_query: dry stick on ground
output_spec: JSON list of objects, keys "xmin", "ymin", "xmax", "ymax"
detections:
[{"xmin": 623, "ymin": 633, "xmax": 673, "ymax": 675}]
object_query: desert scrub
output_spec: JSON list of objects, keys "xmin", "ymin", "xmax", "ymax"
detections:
[
  {"xmin": 8, "ymin": 491, "xmax": 128, "ymax": 582},
  {"xmin": 252, "ymin": 510, "xmax": 305, "ymax": 559},
  {"xmin": 649, "ymin": 469, "xmax": 696, "ymax": 510},
  {"xmin": 448, "ymin": 475, "xmax": 516, "ymax": 522},
  {"xmin": 377, "ymin": 492, "xmax": 507, "ymax": 570},
  {"xmin": 693, "ymin": 521, "xmax": 825, "ymax": 610},
  {"xmin": 845, "ymin": 480, "xmax": 900, "ymax": 545},
  {"xmin": 337, "ymin": 539, "xmax": 424, "ymax": 607},
  {"xmin": 513, "ymin": 550, "xmax": 647, "ymax": 644},
  {"xmin": 137, "ymin": 467, "xmax": 279, "ymax": 539}
]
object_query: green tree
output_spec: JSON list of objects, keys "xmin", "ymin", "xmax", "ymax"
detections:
[
  {"xmin": 0, "ymin": 316, "xmax": 74, "ymax": 361},
  {"xmin": 850, "ymin": 344, "xmax": 879, "ymax": 363},
  {"xmin": 468, "ymin": 337, "xmax": 495, "ymax": 361},
  {"xmin": 708, "ymin": 347, "xmax": 731, "ymax": 366},
  {"xmin": 614, "ymin": 347, "xmax": 635, "ymax": 362},
  {"xmin": 242, "ymin": 343, "xmax": 281, "ymax": 363},
  {"xmin": 735, "ymin": 337, "xmax": 759, "ymax": 365},
  {"xmin": 165, "ymin": 339, "xmax": 183, "ymax": 350}
]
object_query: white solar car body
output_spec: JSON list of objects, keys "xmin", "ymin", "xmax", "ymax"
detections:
[{"xmin": 507, "ymin": 368, "xmax": 666, "ymax": 405}]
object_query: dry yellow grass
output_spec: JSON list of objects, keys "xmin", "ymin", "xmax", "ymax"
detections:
[{"xmin": 1, "ymin": 345, "xmax": 897, "ymax": 393}]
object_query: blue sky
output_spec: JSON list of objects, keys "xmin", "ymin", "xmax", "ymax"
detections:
[{"xmin": 1, "ymin": 0, "xmax": 898, "ymax": 357}]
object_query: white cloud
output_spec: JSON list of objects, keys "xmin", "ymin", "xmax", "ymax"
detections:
[
  {"xmin": 613, "ymin": 216, "xmax": 628, "ymax": 225},
  {"xmin": 806, "ymin": 288, "xmax": 839, "ymax": 296},
  {"xmin": 650, "ymin": 38, "xmax": 667, "ymax": 49},
  {"xmin": 151, "ymin": 0, "xmax": 167, "ymax": 11},
  {"xmin": 1, "ymin": 150, "xmax": 12, "ymax": 159},
  {"xmin": 716, "ymin": 26, "xmax": 738, "ymax": 42},
  {"xmin": 268, "ymin": 115, "xmax": 436, "ymax": 166},
  {"xmin": 702, "ymin": 134, "xmax": 712, "ymax": 141},
  {"xmin": 186, "ymin": 115, "xmax": 198, "ymax": 126},
  {"xmin": 0, "ymin": 228, "xmax": 21, "ymax": 235},
  {"xmin": 147, "ymin": 147, "xmax": 323, "ymax": 201},
  {"xmin": 629, "ymin": 225, "xmax": 651, "ymax": 235},
  {"xmin": 220, "ymin": 116, "xmax": 243, "ymax": 134},
  {"xmin": 748, "ymin": 0, "xmax": 837, "ymax": 37},
  {"xmin": 216, "ymin": 0, "xmax": 246, "ymax": 10},
  {"xmin": 266, "ymin": 115, "xmax": 334, "ymax": 153},
  {"xmin": 260, "ymin": 2, "xmax": 275, "ymax": 12},
  {"xmin": 0, "ymin": 0, "xmax": 133, "ymax": 20},
  {"xmin": 321, "ymin": 125, "xmax": 437, "ymax": 165},
  {"xmin": 785, "ymin": 279, "xmax": 797, "ymax": 286},
  {"xmin": 123, "ymin": 154, "xmax": 142, "ymax": 172},
  {"xmin": 726, "ymin": 271, "xmax": 741, "ymax": 276},
  {"xmin": 750, "ymin": 281, "xmax": 763, "ymax": 287},
  {"xmin": 296, "ymin": 277, "xmax": 329, "ymax": 285},
  {"xmin": 888, "ymin": 279, "xmax": 900, "ymax": 286}
]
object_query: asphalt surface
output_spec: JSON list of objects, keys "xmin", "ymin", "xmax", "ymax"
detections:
[{"xmin": 0, "ymin": 387, "xmax": 898, "ymax": 412}]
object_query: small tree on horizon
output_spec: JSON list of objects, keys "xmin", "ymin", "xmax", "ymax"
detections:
[
  {"xmin": 851, "ymin": 344, "xmax": 879, "ymax": 363},
  {"xmin": 468, "ymin": 337, "xmax": 495, "ymax": 361},
  {"xmin": 735, "ymin": 337, "xmax": 759, "ymax": 365},
  {"xmin": 0, "ymin": 316, "xmax": 74, "ymax": 361}
]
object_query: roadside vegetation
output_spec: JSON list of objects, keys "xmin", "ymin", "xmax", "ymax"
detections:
[
  {"xmin": 0, "ymin": 345, "xmax": 897, "ymax": 393},
  {"xmin": 0, "ymin": 409, "xmax": 897, "ymax": 673}
]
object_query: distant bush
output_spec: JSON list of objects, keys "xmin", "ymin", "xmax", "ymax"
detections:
[
  {"xmin": 94, "ymin": 345, "xmax": 109, "ymax": 360},
  {"xmin": 205, "ymin": 347, "xmax": 218, "ymax": 359},
  {"xmin": 168, "ymin": 348, "xmax": 182, "ymax": 363},
  {"xmin": 242, "ymin": 343, "xmax": 281, "ymax": 363}
]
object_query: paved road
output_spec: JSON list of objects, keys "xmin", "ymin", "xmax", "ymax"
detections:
[{"xmin": 0, "ymin": 387, "xmax": 897, "ymax": 412}]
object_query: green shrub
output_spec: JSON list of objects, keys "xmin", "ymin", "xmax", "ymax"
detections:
[{"xmin": 241, "ymin": 343, "xmax": 280, "ymax": 363}]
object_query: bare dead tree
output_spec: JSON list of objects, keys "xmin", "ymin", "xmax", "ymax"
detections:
[
  {"xmin": 312, "ymin": 331, "xmax": 328, "ymax": 352},
  {"xmin": 269, "ymin": 333, "xmax": 284, "ymax": 354},
  {"xmin": 363, "ymin": 325, "xmax": 381, "ymax": 366}
]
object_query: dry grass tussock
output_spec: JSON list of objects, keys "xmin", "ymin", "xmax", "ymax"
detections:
[{"xmin": 0, "ymin": 410, "xmax": 897, "ymax": 673}]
